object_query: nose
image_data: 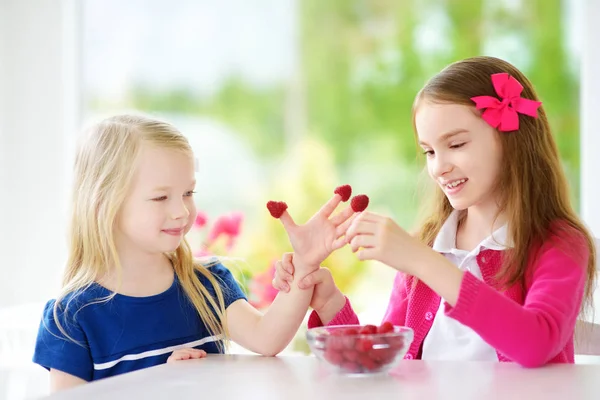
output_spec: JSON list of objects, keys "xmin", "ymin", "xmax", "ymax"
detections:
[
  {"xmin": 429, "ymin": 152, "xmax": 453, "ymax": 179},
  {"xmin": 170, "ymin": 198, "xmax": 190, "ymax": 220}
]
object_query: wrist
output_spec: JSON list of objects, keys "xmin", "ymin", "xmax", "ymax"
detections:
[
  {"xmin": 407, "ymin": 242, "xmax": 438, "ymax": 278},
  {"xmin": 292, "ymin": 257, "xmax": 320, "ymax": 277},
  {"xmin": 315, "ymin": 290, "xmax": 346, "ymax": 325},
  {"xmin": 413, "ymin": 249, "xmax": 463, "ymax": 306}
]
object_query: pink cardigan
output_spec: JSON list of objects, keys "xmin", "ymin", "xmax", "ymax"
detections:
[{"xmin": 308, "ymin": 227, "xmax": 589, "ymax": 367}]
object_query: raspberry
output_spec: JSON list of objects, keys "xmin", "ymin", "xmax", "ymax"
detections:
[
  {"xmin": 327, "ymin": 336, "xmax": 345, "ymax": 352},
  {"xmin": 324, "ymin": 348, "xmax": 344, "ymax": 366},
  {"xmin": 334, "ymin": 184, "xmax": 352, "ymax": 202},
  {"xmin": 377, "ymin": 321, "xmax": 394, "ymax": 334},
  {"xmin": 342, "ymin": 336, "xmax": 356, "ymax": 349},
  {"xmin": 358, "ymin": 324, "xmax": 378, "ymax": 335},
  {"xmin": 322, "ymin": 324, "xmax": 403, "ymax": 373},
  {"xmin": 358, "ymin": 353, "xmax": 379, "ymax": 371},
  {"xmin": 350, "ymin": 195, "xmax": 369, "ymax": 212},
  {"xmin": 355, "ymin": 338, "xmax": 374, "ymax": 352},
  {"xmin": 266, "ymin": 201, "xmax": 288, "ymax": 218},
  {"xmin": 342, "ymin": 327, "xmax": 359, "ymax": 335},
  {"xmin": 343, "ymin": 349, "xmax": 360, "ymax": 362}
]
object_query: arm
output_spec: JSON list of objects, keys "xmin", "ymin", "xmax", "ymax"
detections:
[
  {"xmin": 381, "ymin": 271, "xmax": 410, "ymax": 326},
  {"xmin": 226, "ymin": 267, "xmax": 314, "ymax": 356},
  {"xmin": 50, "ymin": 369, "xmax": 87, "ymax": 392},
  {"xmin": 33, "ymin": 300, "xmax": 94, "ymax": 392},
  {"xmin": 416, "ymin": 242, "xmax": 587, "ymax": 367},
  {"xmin": 344, "ymin": 212, "xmax": 588, "ymax": 367}
]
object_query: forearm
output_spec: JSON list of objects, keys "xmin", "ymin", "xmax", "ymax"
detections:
[
  {"xmin": 252, "ymin": 283, "xmax": 313, "ymax": 356},
  {"xmin": 412, "ymin": 246, "xmax": 463, "ymax": 306}
]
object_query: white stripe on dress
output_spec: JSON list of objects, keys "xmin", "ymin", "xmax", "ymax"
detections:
[{"xmin": 93, "ymin": 335, "xmax": 223, "ymax": 370}]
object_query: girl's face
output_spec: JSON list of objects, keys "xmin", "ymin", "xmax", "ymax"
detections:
[
  {"xmin": 415, "ymin": 101, "xmax": 503, "ymax": 212},
  {"xmin": 116, "ymin": 144, "xmax": 197, "ymax": 255}
]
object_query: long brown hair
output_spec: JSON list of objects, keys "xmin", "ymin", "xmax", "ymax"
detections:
[{"xmin": 413, "ymin": 56, "xmax": 596, "ymax": 317}]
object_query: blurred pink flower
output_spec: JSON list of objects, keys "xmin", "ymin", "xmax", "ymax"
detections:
[
  {"xmin": 193, "ymin": 248, "xmax": 213, "ymax": 258},
  {"xmin": 208, "ymin": 212, "xmax": 243, "ymax": 250},
  {"xmin": 248, "ymin": 261, "xmax": 278, "ymax": 309},
  {"xmin": 194, "ymin": 212, "xmax": 209, "ymax": 228}
]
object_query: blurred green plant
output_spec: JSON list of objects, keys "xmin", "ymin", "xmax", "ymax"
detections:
[{"xmin": 88, "ymin": 0, "xmax": 582, "ymax": 303}]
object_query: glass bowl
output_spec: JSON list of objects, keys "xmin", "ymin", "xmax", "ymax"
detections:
[{"xmin": 306, "ymin": 323, "xmax": 414, "ymax": 376}]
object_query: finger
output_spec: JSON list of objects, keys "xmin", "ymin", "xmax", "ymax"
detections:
[
  {"xmin": 178, "ymin": 349, "xmax": 195, "ymax": 358},
  {"xmin": 274, "ymin": 261, "xmax": 293, "ymax": 283},
  {"xmin": 298, "ymin": 268, "xmax": 331, "ymax": 289},
  {"xmin": 354, "ymin": 211, "xmax": 382, "ymax": 222},
  {"xmin": 350, "ymin": 234, "xmax": 376, "ymax": 253},
  {"xmin": 179, "ymin": 348, "xmax": 202, "ymax": 357},
  {"xmin": 317, "ymin": 194, "xmax": 343, "ymax": 219},
  {"xmin": 281, "ymin": 252, "xmax": 295, "ymax": 274},
  {"xmin": 331, "ymin": 236, "xmax": 347, "ymax": 251},
  {"xmin": 330, "ymin": 205, "xmax": 354, "ymax": 226},
  {"xmin": 335, "ymin": 213, "xmax": 358, "ymax": 238},
  {"xmin": 345, "ymin": 220, "xmax": 377, "ymax": 243},
  {"xmin": 348, "ymin": 211, "xmax": 384, "ymax": 226},
  {"xmin": 272, "ymin": 277, "xmax": 290, "ymax": 292},
  {"xmin": 274, "ymin": 260, "xmax": 293, "ymax": 281},
  {"xmin": 356, "ymin": 248, "xmax": 378, "ymax": 261},
  {"xmin": 278, "ymin": 210, "xmax": 297, "ymax": 231},
  {"xmin": 190, "ymin": 349, "xmax": 206, "ymax": 359}
]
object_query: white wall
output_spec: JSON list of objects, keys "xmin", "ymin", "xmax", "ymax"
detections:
[
  {"xmin": 0, "ymin": 0, "xmax": 80, "ymax": 308},
  {"xmin": 581, "ymin": 0, "xmax": 600, "ymax": 323},
  {"xmin": 581, "ymin": 0, "xmax": 600, "ymax": 238}
]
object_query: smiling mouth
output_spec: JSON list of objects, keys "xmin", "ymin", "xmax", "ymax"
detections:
[
  {"xmin": 162, "ymin": 228, "xmax": 184, "ymax": 235},
  {"xmin": 445, "ymin": 178, "xmax": 467, "ymax": 189}
]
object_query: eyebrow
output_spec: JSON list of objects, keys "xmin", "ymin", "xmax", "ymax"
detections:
[
  {"xmin": 153, "ymin": 181, "xmax": 196, "ymax": 191},
  {"xmin": 418, "ymin": 128, "xmax": 469, "ymax": 147}
]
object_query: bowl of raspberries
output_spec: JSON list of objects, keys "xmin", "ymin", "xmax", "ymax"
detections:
[{"xmin": 306, "ymin": 322, "xmax": 413, "ymax": 376}]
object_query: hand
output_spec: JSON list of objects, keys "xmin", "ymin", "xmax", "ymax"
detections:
[
  {"xmin": 344, "ymin": 211, "xmax": 430, "ymax": 275},
  {"xmin": 272, "ymin": 253, "xmax": 345, "ymax": 315},
  {"xmin": 276, "ymin": 194, "xmax": 357, "ymax": 272},
  {"xmin": 166, "ymin": 348, "xmax": 207, "ymax": 363}
]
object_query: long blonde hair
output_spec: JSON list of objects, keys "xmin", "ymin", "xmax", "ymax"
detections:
[
  {"xmin": 54, "ymin": 114, "xmax": 228, "ymax": 348},
  {"xmin": 413, "ymin": 56, "xmax": 596, "ymax": 318}
]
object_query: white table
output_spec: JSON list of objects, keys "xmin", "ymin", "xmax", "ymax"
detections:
[{"xmin": 37, "ymin": 354, "xmax": 600, "ymax": 400}]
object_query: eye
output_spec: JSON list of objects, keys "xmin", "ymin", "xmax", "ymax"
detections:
[
  {"xmin": 152, "ymin": 196, "xmax": 167, "ymax": 201},
  {"xmin": 184, "ymin": 191, "xmax": 196, "ymax": 197},
  {"xmin": 422, "ymin": 149, "xmax": 434, "ymax": 157},
  {"xmin": 450, "ymin": 142, "xmax": 466, "ymax": 149}
]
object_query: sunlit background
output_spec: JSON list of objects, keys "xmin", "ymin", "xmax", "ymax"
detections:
[
  {"xmin": 82, "ymin": 0, "xmax": 585, "ymax": 320},
  {"xmin": 1, "ymin": 1, "xmax": 598, "ymax": 399}
]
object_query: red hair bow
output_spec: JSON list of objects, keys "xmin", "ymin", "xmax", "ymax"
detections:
[{"xmin": 471, "ymin": 73, "xmax": 542, "ymax": 132}]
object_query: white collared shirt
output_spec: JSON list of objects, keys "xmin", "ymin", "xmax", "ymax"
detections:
[{"xmin": 421, "ymin": 210, "xmax": 509, "ymax": 361}]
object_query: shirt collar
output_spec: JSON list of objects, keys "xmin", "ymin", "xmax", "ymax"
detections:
[{"xmin": 432, "ymin": 210, "xmax": 510, "ymax": 254}]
